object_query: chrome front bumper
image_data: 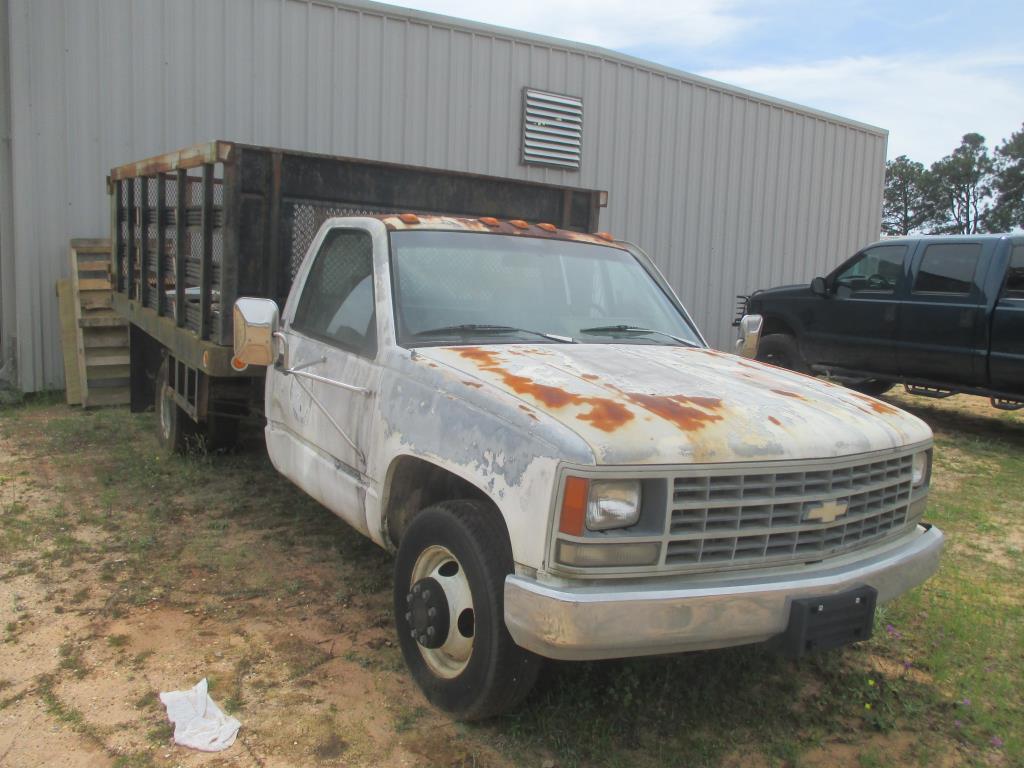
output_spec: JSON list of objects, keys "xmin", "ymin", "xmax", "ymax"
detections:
[{"xmin": 504, "ymin": 524, "xmax": 943, "ymax": 661}]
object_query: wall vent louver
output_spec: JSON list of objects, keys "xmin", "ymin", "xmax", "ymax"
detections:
[{"xmin": 521, "ymin": 88, "xmax": 583, "ymax": 170}]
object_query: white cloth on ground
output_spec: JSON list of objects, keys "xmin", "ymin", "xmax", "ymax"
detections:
[{"xmin": 159, "ymin": 678, "xmax": 240, "ymax": 752}]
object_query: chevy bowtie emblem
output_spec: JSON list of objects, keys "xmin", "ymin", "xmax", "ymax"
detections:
[{"xmin": 804, "ymin": 500, "xmax": 849, "ymax": 524}]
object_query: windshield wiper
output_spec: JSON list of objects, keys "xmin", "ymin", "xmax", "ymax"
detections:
[
  {"xmin": 412, "ymin": 324, "xmax": 575, "ymax": 343},
  {"xmin": 578, "ymin": 325, "xmax": 698, "ymax": 347}
]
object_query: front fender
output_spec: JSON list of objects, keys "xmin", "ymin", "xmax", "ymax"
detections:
[{"xmin": 369, "ymin": 351, "xmax": 596, "ymax": 569}]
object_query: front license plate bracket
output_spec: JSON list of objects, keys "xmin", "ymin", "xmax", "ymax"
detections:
[{"xmin": 778, "ymin": 585, "xmax": 878, "ymax": 658}]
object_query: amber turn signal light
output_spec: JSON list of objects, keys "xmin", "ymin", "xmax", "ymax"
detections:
[{"xmin": 559, "ymin": 476, "xmax": 590, "ymax": 536}]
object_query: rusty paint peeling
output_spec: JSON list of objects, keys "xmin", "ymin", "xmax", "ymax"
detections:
[
  {"xmin": 576, "ymin": 399, "xmax": 634, "ymax": 431},
  {"xmin": 455, "ymin": 347, "xmax": 732, "ymax": 434},
  {"xmin": 379, "ymin": 214, "xmax": 630, "ymax": 250},
  {"xmin": 456, "ymin": 347, "xmax": 634, "ymax": 433},
  {"xmin": 517, "ymin": 404, "xmax": 540, "ymax": 422},
  {"xmin": 622, "ymin": 392, "xmax": 724, "ymax": 432},
  {"xmin": 462, "ymin": 380, "xmax": 483, "ymax": 388},
  {"xmin": 771, "ymin": 389, "xmax": 804, "ymax": 400},
  {"xmin": 580, "ymin": 373, "xmax": 600, "ymax": 381},
  {"xmin": 850, "ymin": 392, "xmax": 899, "ymax": 414},
  {"xmin": 768, "ymin": 416, "xmax": 782, "ymax": 426}
]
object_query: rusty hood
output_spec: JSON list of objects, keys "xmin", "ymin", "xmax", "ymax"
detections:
[{"xmin": 415, "ymin": 344, "xmax": 932, "ymax": 465}]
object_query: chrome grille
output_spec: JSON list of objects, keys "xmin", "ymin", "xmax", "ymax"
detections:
[{"xmin": 665, "ymin": 454, "xmax": 916, "ymax": 568}]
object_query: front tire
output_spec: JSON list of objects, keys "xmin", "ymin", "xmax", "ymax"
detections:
[
  {"xmin": 394, "ymin": 500, "xmax": 541, "ymax": 720},
  {"xmin": 756, "ymin": 333, "xmax": 811, "ymax": 374}
]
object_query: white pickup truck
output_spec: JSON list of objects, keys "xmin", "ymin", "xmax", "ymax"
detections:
[{"xmin": 227, "ymin": 212, "xmax": 944, "ymax": 719}]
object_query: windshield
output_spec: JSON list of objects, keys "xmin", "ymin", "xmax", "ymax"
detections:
[{"xmin": 390, "ymin": 231, "xmax": 701, "ymax": 347}]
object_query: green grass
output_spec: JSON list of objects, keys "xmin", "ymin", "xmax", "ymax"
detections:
[{"xmin": 0, "ymin": 395, "xmax": 1020, "ymax": 767}]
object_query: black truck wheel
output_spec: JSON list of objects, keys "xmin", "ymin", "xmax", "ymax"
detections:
[
  {"xmin": 394, "ymin": 500, "xmax": 541, "ymax": 720},
  {"xmin": 846, "ymin": 379, "xmax": 894, "ymax": 397},
  {"xmin": 156, "ymin": 358, "xmax": 198, "ymax": 454},
  {"xmin": 756, "ymin": 333, "xmax": 811, "ymax": 374}
]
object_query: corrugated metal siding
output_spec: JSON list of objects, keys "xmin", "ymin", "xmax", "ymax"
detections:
[
  {"xmin": 3, "ymin": 0, "xmax": 886, "ymax": 392},
  {"xmin": 0, "ymin": 0, "xmax": 14, "ymax": 383}
]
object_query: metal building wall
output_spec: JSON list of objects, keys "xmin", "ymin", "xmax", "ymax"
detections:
[
  {"xmin": 2, "ymin": 0, "xmax": 887, "ymax": 393},
  {"xmin": 0, "ymin": 0, "xmax": 15, "ymax": 386}
]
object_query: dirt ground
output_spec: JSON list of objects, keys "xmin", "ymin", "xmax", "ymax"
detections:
[
  {"xmin": 1, "ymin": 392, "xmax": 1021, "ymax": 767},
  {"xmin": 0, "ymin": 406, "xmax": 517, "ymax": 768}
]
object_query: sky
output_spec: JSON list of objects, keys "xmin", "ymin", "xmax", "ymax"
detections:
[{"xmin": 396, "ymin": 0, "xmax": 1024, "ymax": 167}]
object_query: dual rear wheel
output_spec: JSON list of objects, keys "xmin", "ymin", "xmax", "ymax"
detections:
[{"xmin": 155, "ymin": 358, "xmax": 239, "ymax": 454}]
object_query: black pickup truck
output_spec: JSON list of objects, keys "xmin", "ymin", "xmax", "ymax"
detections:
[{"xmin": 739, "ymin": 234, "xmax": 1024, "ymax": 409}]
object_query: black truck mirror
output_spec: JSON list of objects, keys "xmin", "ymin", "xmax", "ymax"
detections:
[{"xmin": 810, "ymin": 276, "xmax": 828, "ymax": 296}]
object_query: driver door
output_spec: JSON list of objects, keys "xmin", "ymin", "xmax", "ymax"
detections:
[
  {"xmin": 266, "ymin": 226, "xmax": 381, "ymax": 536},
  {"xmin": 802, "ymin": 243, "xmax": 908, "ymax": 376}
]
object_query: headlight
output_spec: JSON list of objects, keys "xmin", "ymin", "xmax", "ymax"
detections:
[
  {"xmin": 912, "ymin": 451, "xmax": 931, "ymax": 487},
  {"xmin": 586, "ymin": 480, "xmax": 641, "ymax": 531}
]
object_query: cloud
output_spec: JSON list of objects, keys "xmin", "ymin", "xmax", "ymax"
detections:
[
  {"xmin": 702, "ymin": 53, "xmax": 1024, "ymax": 164},
  {"xmin": 397, "ymin": 0, "xmax": 752, "ymax": 49}
]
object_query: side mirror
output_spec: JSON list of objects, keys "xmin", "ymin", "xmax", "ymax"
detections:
[
  {"xmin": 734, "ymin": 314, "xmax": 764, "ymax": 359},
  {"xmin": 810, "ymin": 276, "xmax": 828, "ymax": 296},
  {"xmin": 232, "ymin": 298, "xmax": 280, "ymax": 370}
]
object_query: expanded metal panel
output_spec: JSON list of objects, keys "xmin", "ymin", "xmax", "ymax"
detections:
[
  {"xmin": 664, "ymin": 454, "xmax": 916, "ymax": 569},
  {"xmin": 521, "ymin": 88, "xmax": 583, "ymax": 170},
  {"xmin": 286, "ymin": 201, "xmax": 397, "ymax": 280}
]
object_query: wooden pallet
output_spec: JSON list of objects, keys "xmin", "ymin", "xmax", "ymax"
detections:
[{"xmin": 67, "ymin": 239, "xmax": 130, "ymax": 407}]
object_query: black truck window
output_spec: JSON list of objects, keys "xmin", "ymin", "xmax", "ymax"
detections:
[
  {"xmin": 833, "ymin": 244, "xmax": 906, "ymax": 293},
  {"xmin": 293, "ymin": 229, "xmax": 377, "ymax": 357},
  {"xmin": 912, "ymin": 243, "xmax": 981, "ymax": 295},
  {"xmin": 1004, "ymin": 245, "xmax": 1024, "ymax": 299}
]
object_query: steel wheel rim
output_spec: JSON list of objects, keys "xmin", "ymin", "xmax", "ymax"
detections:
[{"xmin": 410, "ymin": 544, "xmax": 474, "ymax": 679}]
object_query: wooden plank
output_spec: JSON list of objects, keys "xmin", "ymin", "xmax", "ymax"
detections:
[
  {"xmin": 82, "ymin": 328, "xmax": 129, "ymax": 348},
  {"xmin": 68, "ymin": 245, "xmax": 91, "ymax": 405},
  {"xmin": 78, "ymin": 278, "xmax": 112, "ymax": 291},
  {"xmin": 79, "ymin": 315, "xmax": 127, "ymax": 328},
  {"xmin": 85, "ymin": 363, "xmax": 131, "ymax": 380},
  {"xmin": 57, "ymin": 280, "xmax": 83, "ymax": 405},
  {"xmin": 83, "ymin": 387, "xmax": 130, "ymax": 406},
  {"xmin": 79, "ymin": 292, "xmax": 113, "ymax": 311},
  {"xmin": 76, "ymin": 259, "xmax": 112, "ymax": 273},
  {"xmin": 84, "ymin": 348, "xmax": 130, "ymax": 366},
  {"xmin": 68, "ymin": 238, "xmax": 111, "ymax": 253}
]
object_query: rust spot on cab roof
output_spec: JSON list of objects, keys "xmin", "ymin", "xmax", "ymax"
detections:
[
  {"xmin": 461, "ymin": 380, "xmax": 483, "ymax": 388},
  {"xmin": 768, "ymin": 416, "xmax": 782, "ymax": 426},
  {"xmin": 623, "ymin": 393, "xmax": 724, "ymax": 432},
  {"xmin": 580, "ymin": 373, "xmax": 600, "ymax": 381}
]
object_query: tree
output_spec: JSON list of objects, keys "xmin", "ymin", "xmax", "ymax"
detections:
[
  {"xmin": 882, "ymin": 155, "xmax": 932, "ymax": 235},
  {"xmin": 925, "ymin": 133, "xmax": 995, "ymax": 234},
  {"xmin": 990, "ymin": 123, "xmax": 1024, "ymax": 231}
]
